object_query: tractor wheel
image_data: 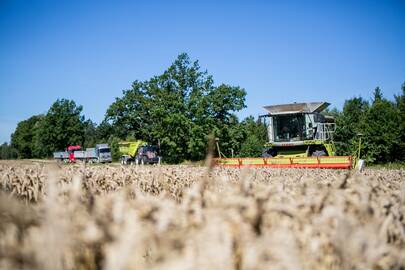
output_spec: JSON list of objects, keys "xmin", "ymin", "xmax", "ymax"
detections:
[{"xmin": 312, "ymin": 150, "xmax": 327, "ymax": 157}]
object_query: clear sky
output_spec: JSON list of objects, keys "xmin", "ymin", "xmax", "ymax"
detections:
[{"xmin": 1, "ymin": 0, "xmax": 404, "ymax": 143}]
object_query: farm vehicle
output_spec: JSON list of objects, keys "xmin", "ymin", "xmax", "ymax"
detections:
[
  {"xmin": 118, "ymin": 141, "xmax": 161, "ymax": 165},
  {"xmin": 260, "ymin": 102, "xmax": 336, "ymax": 157},
  {"xmin": 215, "ymin": 102, "xmax": 353, "ymax": 169},
  {"xmin": 53, "ymin": 144, "xmax": 112, "ymax": 163}
]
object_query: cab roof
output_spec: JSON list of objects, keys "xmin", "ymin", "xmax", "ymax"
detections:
[{"xmin": 263, "ymin": 102, "xmax": 330, "ymax": 115}]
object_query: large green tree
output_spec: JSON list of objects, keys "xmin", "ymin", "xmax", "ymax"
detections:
[
  {"xmin": 35, "ymin": 99, "xmax": 86, "ymax": 156},
  {"xmin": 106, "ymin": 53, "xmax": 246, "ymax": 163},
  {"xmin": 362, "ymin": 88, "xmax": 401, "ymax": 163},
  {"xmin": 11, "ymin": 115, "xmax": 44, "ymax": 158},
  {"xmin": 334, "ymin": 85, "xmax": 404, "ymax": 163},
  {"xmin": 334, "ymin": 97, "xmax": 369, "ymax": 156}
]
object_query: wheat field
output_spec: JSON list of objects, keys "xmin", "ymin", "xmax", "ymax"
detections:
[{"xmin": 0, "ymin": 160, "xmax": 404, "ymax": 270}]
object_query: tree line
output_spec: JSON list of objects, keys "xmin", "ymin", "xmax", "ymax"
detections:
[
  {"xmin": 334, "ymin": 86, "xmax": 405, "ymax": 163},
  {"xmin": 1, "ymin": 53, "xmax": 404, "ymax": 164}
]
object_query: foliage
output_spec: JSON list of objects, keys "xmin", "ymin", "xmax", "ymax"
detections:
[
  {"xmin": 238, "ymin": 116, "xmax": 267, "ymax": 157},
  {"xmin": 0, "ymin": 143, "xmax": 18, "ymax": 159},
  {"xmin": 106, "ymin": 136, "xmax": 121, "ymax": 161},
  {"xmin": 334, "ymin": 97, "xmax": 369, "ymax": 156},
  {"xmin": 334, "ymin": 85, "xmax": 405, "ymax": 163},
  {"xmin": 82, "ymin": 120, "xmax": 98, "ymax": 148},
  {"xmin": 362, "ymin": 90, "xmax": 401, "ymax": 163},
  {"xmin": 32, "ymin": 99, "xmax": 86, "ymax": 157},
  {"xmin": 11, "ymin": 115, "xmax": 44, "ymax": 158},
  {"xmin": 95, "ymin": 120, "xmax": 114, "ymax": 142},
  {"xmin": 394, "ymin": 82, "xmax": 405, "ymax": 161},
  {"xmin": 105, "ymin": 53, "xmax": 246, "ymax": 163}
]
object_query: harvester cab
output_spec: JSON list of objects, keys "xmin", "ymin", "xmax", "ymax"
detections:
[{"xmin": 260, "ymin": 102, "xmax": 336, "ymax": 158}]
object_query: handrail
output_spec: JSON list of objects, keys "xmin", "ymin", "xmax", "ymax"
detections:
[{"xmin": 314, "ymin": 123, "xmax": 335, "ymax": 141}]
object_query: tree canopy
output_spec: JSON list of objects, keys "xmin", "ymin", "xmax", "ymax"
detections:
[
  {"xmin": 11, "ymin": 115, "xmax": 43, "ymax": 158},
  {"xmin": 35, "ymin": 99, "xmax": 86, "ymax": 156},
  {"xmin": 334, "ymin": 85, "xmax": 405, "ymax": 163},
  {"xmin": 105, "ymin": 53, "xmax": 246, "ymax": 163}
]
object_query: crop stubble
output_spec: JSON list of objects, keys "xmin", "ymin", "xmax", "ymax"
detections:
[{"xmin": 0, "ymin": 160, "xmax": 404, "ymax": 270}]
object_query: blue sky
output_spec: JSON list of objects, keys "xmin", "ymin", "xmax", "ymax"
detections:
[{"xmin": 1, "ymin": 0, "xmax": 404, "ymax": 143}]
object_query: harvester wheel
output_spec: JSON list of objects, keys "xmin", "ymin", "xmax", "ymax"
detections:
[
  {"xmin": 312, "ymin": 150, "xmax": 327, "ymax": 157},
  {"xmin": 262, "ymin": 148, "xmax": 277, "ymax": 158}
]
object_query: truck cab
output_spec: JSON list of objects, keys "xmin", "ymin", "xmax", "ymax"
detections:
[{"xmin": 95, "ymin": 144, "xmax": 112, "ymax": 163}]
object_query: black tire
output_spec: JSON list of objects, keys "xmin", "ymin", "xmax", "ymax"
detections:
[
  {"xmin": 312, "ymin": 150, "xmax": 327, "ymax": 157},
  {"xmin": 262, "ymin": 148, "xmax": 276, "ymax": 158}
]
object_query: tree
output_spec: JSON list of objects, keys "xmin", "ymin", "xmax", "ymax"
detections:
[
  {"xmin": 83, "ymin": 120, "xmax": 97, "ymax": 148},
  {"xmin": 362, "ymin": 90, "xmax": 401, "ymax": 163},
  {"xmin": 105, "ymin": 53, "xmax": 246, "ymax": 163},
  {"xmin": 372, "ymin": 87, "xmax": 383, "ymax": 104},
  {"xmin": 11, "ymin": 115, "xmax": 44, "ymax": 158},
  {"xmin": 35, "ymin": 99, "xmax": 86, "ymax": 156},
  {"xmin": 334, "ymin": 97, "xmax": 369, "ymax": 156},
  {"xmin": 95, "ymin": 120, "xmax": 114, "ymax": 142},
  {"xmin": 394, "ymin": 82, "xmax": 405, "ymax": 161},
  {"xmin": 238, "ymin": 116, "xmax": 268, "ymax": 157},
  {"xmin": 0, "ymin": 143, "xmax": 18, "ymax": 159}
]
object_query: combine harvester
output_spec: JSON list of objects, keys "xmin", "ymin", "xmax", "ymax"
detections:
[{"xmin": 215, "ymin": 102, "xmax": 353, "ymax": 169}]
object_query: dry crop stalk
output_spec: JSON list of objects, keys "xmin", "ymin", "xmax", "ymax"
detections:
[{"xmin": 0, "ymin": 160, "xmax": 404, "ymax": 270}]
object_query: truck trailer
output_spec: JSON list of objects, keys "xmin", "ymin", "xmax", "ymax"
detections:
[{"xmin": 53, "ymin": 144, "xmax": 112, "ymax": 163}]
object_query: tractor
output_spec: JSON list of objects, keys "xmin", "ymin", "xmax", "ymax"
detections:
[{"xmin": 118, "ymin": 141, "xmax": 161, "ymax": 165}]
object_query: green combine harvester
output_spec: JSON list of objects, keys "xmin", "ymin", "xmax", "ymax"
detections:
[{"xmin": 215, "ymin": 102, "xmax": 353, "ymax": 169}]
